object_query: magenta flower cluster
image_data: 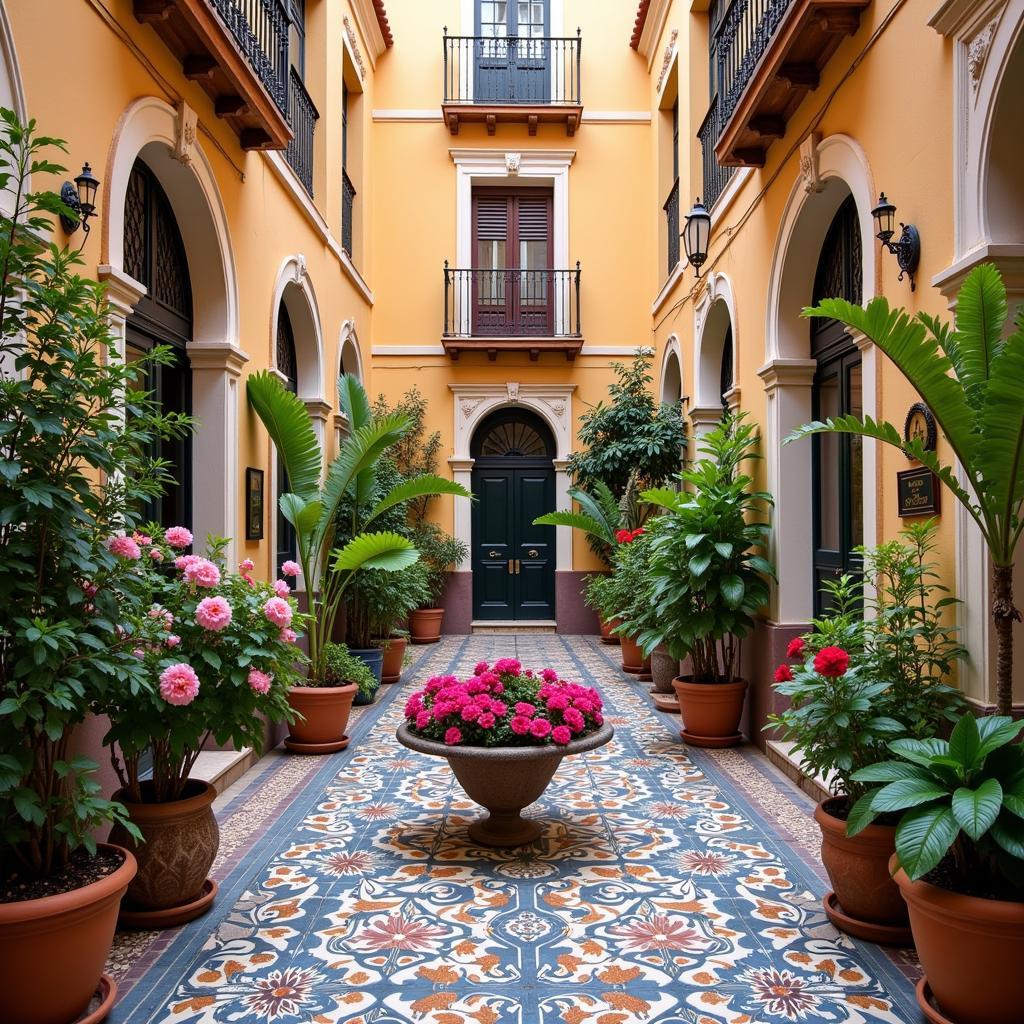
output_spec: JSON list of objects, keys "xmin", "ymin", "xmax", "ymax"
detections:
[{"xmin": 403, "ymin": 658, "xmax": 604, "ymax": 748}]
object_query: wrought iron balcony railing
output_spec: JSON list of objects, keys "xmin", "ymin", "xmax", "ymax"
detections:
[
  {"xmin": 443, "ymin": 265, "xmax": 581, "ymax": 340},
  {"xmin": 443, "ymin": 32, "xmax": 582, "ymax": 106},
  {"xmin": 285, "ymin": 68, "xmax": 318, "ymax": 196},
  {"xmin": 664, "ymin": 177, "xmax": 680, "ymax": 275},
  {"xmin": 697, "ymin": 97, "xmax": 736, "ymax": 209},
  {"xmin": 342, "ymin": 169, "xmax": 356, "ymax": 256},
  {"xmin": 210, "ymin": 0, "xmax": 290, "ymax": 113}
]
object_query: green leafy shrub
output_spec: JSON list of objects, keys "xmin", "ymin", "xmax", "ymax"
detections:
[{"xmin": 323, "ymin": 642, "xmax": 378, "ymax": 699}]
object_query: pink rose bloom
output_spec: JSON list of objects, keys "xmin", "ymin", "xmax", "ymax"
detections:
[
  {"xmin": 493, "ymin": 657, "xmax": 522, "ymax": 675},
  {"xmin": 263, "ymin": 596, "xmax": 293, "ymax": 627},
  {"xmin": 159, "ymin": 663, "xmax": 200, "ymax": 706},
  {"xmin": 529, "ymin": 718, "xmax": 552, "ymax": 739},
  {"xmin": 541, "ymin": 668, "xmax": 559, "ymax": 684},
  {"xmin": 281, "ymin": 560, "xmax": 301, "ymax": 577},
  {"xmin": 593, "ymin": 712, "xmax": 604, "ymax": 726},
  {"xmin": 564, "ymin": 708, "xmax": 585, "ymax": 732},
  {"xmin": 238, "ymin": 558, "xmax": 255, "ymax": 573},
  {"xmin": 415, "ymin": 710, "xmax": 432, "ymax": 729},
  {"xmin": 148, "ymin": 548, "xmax": 163, "ymax": 562},
  {"xmin": 195, "ymin": 595, "xmax": 233, "ymax": 631},
  {"xmin": 184, "ymin": 558, "xmax": 221, "ymax": 588},
  {"xmin": 279, "ymin": 627, "xmax": 298, "ymax": 644},
  {"xmin": 546, "ymin": 693, "xmax": 570, "ymax": 712},
  {"xmin": 474, "ymin": 661, "xmax": 490, "ymax": 675},
  {"xmin": 274, "ymin": 579, "xmax": 291, "ymax": 598},
  {"xmin": 132, "ymin": 648, "xmax": 145, "ymax": 659},
  {"xmin": 242, "ymin": 574, "xmax": 255, "ymax": 587},
  {"xmin": 132, "ymin": 532, "xmax": 152, "ymax": 546},
  {"xmin": 514, "ymin": 702, "xmax": 536, "ymax": 719},
  {"xmin": 552, "ymin": 725, "xmax": 572, "ymax": 745},
  {"xmin": 247, "ymin": 669, "xmax": 273, "ymax": 694},
  {"xmin": 175, "ymin": 554, "xmax": 199, "ymax": 572},
  {"xmin": 460, "ymin": 702, "xmax": 482, "ymax": 722},
  {"xmin": 490, "ymin": 701, "xmax": 508, "ymax": 717},
  {"xmin": 165, "ymin": 526, "xmax": 193, "ymax": 549},
  {"xmin": 166, "ymin": 634, "xmax": 181, "ymax": 648},
  {"xmin": 478, "ymin": 712, "xmax": 496, "ymax": 729},
  {"xmin": 107, "ymin": 535, "xmax": 141, "ymax": 560},
  {"xmin": 510, "ymin": 715, "xmax": 531, "ymax": 735},
  {"xmin": 444, "ymin": 727, "xmax": 463, "ymax": 745}
]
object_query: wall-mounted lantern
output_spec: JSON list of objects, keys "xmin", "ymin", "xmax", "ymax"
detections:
[
  {"xmin": 871, "ymin": 191, "xmax": 920, "ymax": 291},
  {"xmin": 682, "ymin": 198, "xmax": 710, "ymax": 277},
  {"xmin": 59, "ymin": 162, "xmax": 100, "ymax": 238}
]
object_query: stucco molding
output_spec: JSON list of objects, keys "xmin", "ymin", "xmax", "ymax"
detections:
[
  {"xmin": 635, "ymin": 0, "xmax": 672, "ymax": 65},
  {"xmin": 0, "ymin": 2, "xmax": 26, "ymax": 122},
  {"xmin": 660, "ymin": 334, "xmax": 684, "ymax": 406},
  {"xmin": 270, "ymin": 254, "xmax": 327, "ymax": 410},
  {"xmin": 694, "ymin": 271, "xmax": 738, "ymax": 409},
  {"xmin": 339, "ymin": 319, "xmax": 365, "ymax": 382}
]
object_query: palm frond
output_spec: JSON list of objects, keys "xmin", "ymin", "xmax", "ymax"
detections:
[
  {"xmin": 246, "ymin": 371, "xmax": 322, "ymax": 500},
  {"xmin": 952, "ymin": 262, "xmax": 1008, "ymax": 410},
  {"xmin": 332, "ymin": 531, "xmax": 418, "ymax": 573},
  {"xmin": 534, "ymin": 510, "xmax": 608, "ymax": 537},
  {"xmin": 365, "ymin": 474, "xmax": 472, "ymax": 529},
  {"xmin": 337, "ymin": 373, "xmax": 373, "ymax": 433}
]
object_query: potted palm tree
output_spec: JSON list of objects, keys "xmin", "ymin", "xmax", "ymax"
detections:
[
  {"xmin": 633, "ymin": 415, "xmax": 774, "ymax": 747},
  {"xmin": 787, "ymin": 263, "xmax": 1024, "ymax": 715},
  {"xmin": 247, "ymin": 372, "xmax": 471, "ymax": 751}
]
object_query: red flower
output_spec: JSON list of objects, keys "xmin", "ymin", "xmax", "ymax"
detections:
[
  {"xmin": 615, "ymin": 529, "xmax": 633, "ymax": 544},
  {"xmin": 773, "ymin": 663, "xmax": 793, "ymax": 683},
  {"xmin": 786, "ymin": 637, "xmax": 805, "ymax": 659},
  {"xmin": 814, "ymin": 646, "xmax": 850, "ymax": 678},
  {"xmin": 631, "ymin": 528, "xmax": 645, "ymax": 538}
]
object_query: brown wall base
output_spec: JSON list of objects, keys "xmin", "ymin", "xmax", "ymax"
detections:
[
  {"xmin": 745, "ymin": 618, "xmax": 809, "ymax": 751},
  {"xmin": 440, "ymin": 571, "xmax": 473, "ymax": 634}
]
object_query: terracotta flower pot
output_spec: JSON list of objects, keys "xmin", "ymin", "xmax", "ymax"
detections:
[
  {"xmin": 0, "ymin": 843, "xmax": 136, "ymax": 1024},
  {"xmin": 409, "ymin": 607, "xmax": 444, "ymax": 644},
  {"xmin": 620, "ymin": 636, "xmax": 652, "ymax": 680},
  {"xmin": 894, "ymin": 858, "xmax": 1024, "ymax": 1024},
  {"xmin": 397, "ymin": 722, "xmax": 614, "ymax": 847},
  {"xmin": 380, "ymin": 636, "xmax": 407, "ymax": 683},
  {"xmin": 814, "ymin": 799, "xmax": 911, "ymax": 945},
  {"xmin": 108, "ymin": 779, "xmax": 219, "ymax": 929},
  {"xmin": 598, "ymin": 616, "xmax": 621, "ymax": 645},
  {"xmin": 285, "ymin": 683, "xmax": 357, "ymax": 754},
  {"xmin": 672, "ymin": 675, "xmax": 746, "ymax": 747}
]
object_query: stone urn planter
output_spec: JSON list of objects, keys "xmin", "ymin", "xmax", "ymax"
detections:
[
  {"xmin": 109, "ymin": 780, "xmax": 219, "ymax": 930},
  {"xmin": 620, "ymin": 636, "xmax": 652, "ymax": 680},
  {"xmin": 650, "ymin": 646, "xmax": 679, "ymax": 712},
  {"xmin": 0, "ymin": 844, "xmax": 136, "ymax": 1024},
  {"xmin": 285, "ymin": 683, "xmax": 357, "ymax": 753},
  {"xmin": 893, "ymin": 856, "xmax": 1024, "ymax": 1024},
  {"xmin": 397, "ymin": 722, "xmax": 614, "ymax": 847},
  {"xmin": 409, "ymin": 607, "xmax": 444, "ymax": 644},
  {"xmin": 380, "ymin": 635, "xmax": 408, "ymax": 683},
  {"xmin": 814, "ymin": 799, "xmax": 911, "ymax": 945},
  {"xmin": 672, "ymin": 675, "xmax": 746, "ymax": 747}
]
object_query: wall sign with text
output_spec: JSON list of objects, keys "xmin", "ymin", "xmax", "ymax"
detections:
[{"xmin": 897, "ymin": 467, "xmax": 940, "ymax": 517}]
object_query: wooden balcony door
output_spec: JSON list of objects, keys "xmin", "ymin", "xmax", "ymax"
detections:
[
  {"xmin": 472, "ymin": 189, "xmax": 553, "ymax": 336},
  {"xmin": 474, "ymin": 0, "xmax": 550, "ymax": 103}
]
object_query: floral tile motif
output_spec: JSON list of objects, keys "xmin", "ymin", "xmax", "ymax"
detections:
[{"xmin": 112, "ymin": 636, "xmax": 918, "ymax": 1023}]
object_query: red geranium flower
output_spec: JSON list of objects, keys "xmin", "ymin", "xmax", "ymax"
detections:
[
  {"xmin": 786, "ymin": 637, "xmax": 805, "ymax": 659},
  {"xmin": 814, "ymin": 646, "xmax": 850, "ymax": 678},
  {"xmin": 773, "ymin": 663, "xmax": 793, "ymax": 683},
  {"xmin": 630, "ymin": 528, "xmax": 645, "ymax": 538},
  {"xmin": 615, "ymin": 529, "xmax": 633, "ymax": 544}
]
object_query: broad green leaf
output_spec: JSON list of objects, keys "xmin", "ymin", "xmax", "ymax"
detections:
[
  {"xmin": 976, "ymin": 716, "xmax": 1024, "ymax": 762},
  {"xmin": 853, "ymin": 761, "xmax": 932, "ymax": 784},
  {"xmin": 336, "ymin": 373, "xmax": 373, "ymax": 432},
  {"xmin": 845, "ymin": 789, "xmax": 881, "ymax": 837},
  {"xmin": 951, "ymin": 777, "xmax": 1003, "ymax": 840},
  {"xmin": 895, "ymin": 805, "xmax": 959, "ymax": 881},
  {"xmin": 332, "ymin": 532, "xmax": 418, "ymax": 574},
  {"xmin": 952, "ymin": 261, "xmax": 1007, "ymax": 409},
  {"xmin": 888, "ymin": 736, "xmax": 951, "ymax": 768},
  {"xmin": 870, "ymin": 778, "xmax": 948, "ymax": 813},
  {"xmin": 990, "ymin": 814, "xmax": 1024, "ymax": 859},
  {"xmin": 948, "ymin": 712, "xmax": 980, "ymax": 769}
]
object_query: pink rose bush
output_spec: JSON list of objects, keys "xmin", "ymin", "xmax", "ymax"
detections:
[
  {"xmin": 97, "ymin": 526, "xmax": 309, "ymax": 802},
  {"xmin": 404, "ymin": 658, "xmax": 605, "ymax": 748}
]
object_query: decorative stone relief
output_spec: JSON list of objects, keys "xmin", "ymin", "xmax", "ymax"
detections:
[
  {"xmin": 967, "ymin": 20, "xmax": 996, "ymax": 87},
  {"xmin": 173, "ymin": 102, "xmax": 198, "ymax": 167},
  {"xmin": 657, "ymin": 29, "xmax": 678, "ymax": 92},
  {"xmin": 460, "ymin": 397, "xmax": 484, "ymax": 419},
  {"xmin": 343, "ymin": 16, "xmax": 366, "ymax": 80},
  {"xmin": 505, "ymin": 153, "xmax": 521, "ymax": 176},
  {"xmin": 292, "ymin": 254, "xmax": 308, "ymax": 284},
  {"xmin": 506, "ymin": 381, "xmax": 520, "ymax": 403},
  {"xmin": 798, "ymin": 133, "xmax": 824, "ymax": 194}
]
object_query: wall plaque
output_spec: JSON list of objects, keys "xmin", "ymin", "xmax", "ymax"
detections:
[
  {"xmin": 246, "ymin": 467, "xmax": 264, "ymax": 540},
  {"xmin": 897, "ymin": 467, "xmax": 940, "ymax": 517}
]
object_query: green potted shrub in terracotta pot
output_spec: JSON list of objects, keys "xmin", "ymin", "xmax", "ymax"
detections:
[
  {"xmin": 397, "ymin": 657, "xmax": 613, "ymax": 846},
  {"xmin": 99, "ymin": 529, "xmax": 306, "ymax": 929},
  {"xmin": 409, "ymin": 522, "xmax": 469, "ymax": 643},
  {"xmin": 323, "ymin": 642, "xmax": 380, "ymax": 707},
  {"xmin": 605, "ymin": 528, "xmax": 654, "ymax": 680},
  {"xmin": 635, "ymin": 414, "xmax": 774, "ymax": 747},
  {"xmin": 850, "ymin": 712, "xmax": 1024, "ymax": 1023},
  {"xmin": 0, "ymin": 114, "xmax": 188, "ymax": 1023}
]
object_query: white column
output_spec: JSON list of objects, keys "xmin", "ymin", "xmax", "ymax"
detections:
[
  {"xmin": 553, "ymin": 458, "xmax": 572, "ymax": 571},
  {"xmin": 688, "ymin": 405, "xmax": 724, "ymax": 449},
  {"xmin": 449, "ymin": 457, "xmax": 475, "ymax": 559},
  {"xmin": 97, "ymin": 265, "xmax": 146, "ymax": 363},
  {"xmin": 304, "ymin": 398, "xmax": 333, "ymax": 468}
]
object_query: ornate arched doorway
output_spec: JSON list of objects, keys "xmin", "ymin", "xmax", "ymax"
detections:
[
  {"xmin": 810, "ymin": 194, "xmax": 863, "ymax": 614},
  {"xmin": 470, "ymin": 408, "xmax": 556, "ymax": 622},
  {"xmin": 275, "ymin": 304, "xmax": 299, "ymax": 573},
  {"xmin": 124, "ymin": 157, "xmax": 193, "ymax": 528}
]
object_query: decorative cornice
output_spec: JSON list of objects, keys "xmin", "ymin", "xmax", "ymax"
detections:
[
  {"xmin": 97, "ymin": 265, "xmax": 146, "ymax": 312},
  {"xmin": 303, "ymin": 398, "xmax": 333, "ymax": 422},
  {"xmin": 929, "ymin": 0, "xmax": 1005, "ymax": 37},
  {"xmin": 758, "ymin": 358, "xmax": 817, "ymax": 391},
  {"xmin": 688, "ymin": 404, "xmax": 726, "ymax": 426},
  {"xmin": 449, "ymin": 148, "xmax": 576, "ymax": 168},
  {"xmin": 656, "ymin": 29, "xmax": 678, "ymax": 92},
  {"xmin": 186, "ymin": 342, "xmax": 250, "ymax": 375},
  {"xmin": 343, "ymin": 16, "xmax": 367, "ymax": 79}
]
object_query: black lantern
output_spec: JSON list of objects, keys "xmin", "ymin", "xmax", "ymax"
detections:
[
  {"xmin": 871, "ymin": 191, "xmax": 920, "ymax": 291},
  {"xmin": 59, "ymin": 162, "xmax": 100, "ymax": 237},
  {"xmin": 683, "ymin": 197, "xmax": 710, "ymax": 277}
]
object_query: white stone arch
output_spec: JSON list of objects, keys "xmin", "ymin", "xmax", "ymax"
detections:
[
  {"xmin": 449, "ymin": 383, "xmax": 575, "ymax": 573},
  {"xmin": 660, "ymin": 334, "xmax": 683, "ymax": 405},
  {"xmin": 0, "ymin": 4, "xmax": 26, "ymax": 126},
  {"xmin": 99, "ymin": 96, "xmax": 244, "ymax": 559},
  {"xmin": 760, "ymin": 133, "xmax": 878, "ymax": 625},
  {"xmin": 693, "ymin": 271, "xmax": 740, "ymax": 438},
  {"xmin": 270, "ymin": 255, "xmax": 326, "ymax": 412}
]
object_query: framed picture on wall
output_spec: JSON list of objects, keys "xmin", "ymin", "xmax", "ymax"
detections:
[{"xmin": 245, "ymin": 468, "xmax": 264, "ymax": 541}]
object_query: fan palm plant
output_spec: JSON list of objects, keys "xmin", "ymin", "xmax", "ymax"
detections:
[
  {"xmin": 247, "ymin": 372, "xmax": 470, "ymax": 682},
  {"xmin": 786, "ymin": 263, "xmax": 1024, "ymax": 714}
]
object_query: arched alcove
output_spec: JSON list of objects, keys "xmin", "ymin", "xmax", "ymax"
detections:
[
  {"xmin": 271, "ymin": 256, "xmax": 324, "ymax": 408},
  {"xmin": 660, "ymin": 337, "xmax": 683, "ymax": 405},
  {"xmin": 339, "ymin": 319, "xmax": 363, "ymax": 381},
  {"xmin": 986, "ymin": 28, "xmax": 1024, "ymax": 244}
]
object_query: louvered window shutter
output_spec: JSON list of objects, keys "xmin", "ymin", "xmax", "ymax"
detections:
[
  {"xmin": 516, "ymin": 195, "xmax": 550, "ymax": 242},
  {"xmin": 475, "ymin": 195, "xmax": 508, "ymax": 241}
]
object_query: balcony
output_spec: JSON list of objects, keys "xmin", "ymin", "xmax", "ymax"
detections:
[
  {"xmin": 698, "ymin": 98, "xmax": 737, "ymax": 210},
  {"xmin": 341, "ymin": 169, "xmax": 356, "ymax": 256},
  {"xmin": 664, "ymin": 177, "xmax": 680, "ymax": 275},
  {"xmin": 442, "ymin": 264, "xmax": 583, "ymax": 360},
  {"xmin": 135, "ymin": 0, "xmax": 292, "ymax": 151},
  {"xmin": 442, "ymin": 31, "xmax": 583, "ymax": 136},
  {"xmin": 707, "ymin": 0, "xmax": 870, "ymax": 168},
  {"xmin": 284, "ymin": 68, "xmax": 318, "ymax": 195}
]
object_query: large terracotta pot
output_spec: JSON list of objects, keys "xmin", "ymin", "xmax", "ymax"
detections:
[
  {"xmin": 599, "ymin": 616, "xmax": 622, "ymax": 645},
  {"xmin": 380, "ymin": 636, "xmax": 408, "ymax": 683},
  {"xmin": 285, "ymin": 683, "xmax": 357, "ymax": 754},
  {"xmin": 672, "ymin": 675, "xmax": 746, "ymax": 747},
  {"xmin": 894, "ymin": 859, "xmax": 1024, "ymax": 1024},
  {"xmin": 409, "ymin": 607, "xmax": 444, "ymax": 644},
  {"xmin": 109, "ymin": 779, "xmax": 219, "ymax": 929},
  {"xmin": 397, "ymin": 722, "xmax": 614, "ymax": 847},
  {"xmin": 814, "ymin": 799, "xmax": 910, "ymax": 945},
  {"xmin": 620, "ymin": 636, "xmax": 652, "ymax": 680},
  {"xmin": 0, "ymin": 843, "xmax": 136, "ymax": 1024}
]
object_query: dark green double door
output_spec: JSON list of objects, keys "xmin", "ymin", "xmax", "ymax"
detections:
[{"xmin": 472, "ymin": 464, "xmax": 555, "ymax": 620}]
